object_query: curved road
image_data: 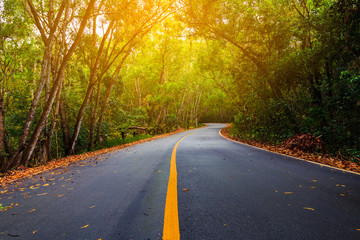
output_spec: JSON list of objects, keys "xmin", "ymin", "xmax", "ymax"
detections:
[{"xmin": 1, "ymin": 123, "xmax": 359, "ymax": 239}]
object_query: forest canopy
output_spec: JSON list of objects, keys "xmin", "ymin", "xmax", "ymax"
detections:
[{"xmin": 0, "ymin": 0, "xmax": 359, "ymax": 171}]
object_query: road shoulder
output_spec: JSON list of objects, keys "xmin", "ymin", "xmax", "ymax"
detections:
[{"xmin": 220, "ymin": 125, "xmax": 360, "ymax": 175}]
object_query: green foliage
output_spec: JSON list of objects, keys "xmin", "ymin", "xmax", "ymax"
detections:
[
  {"xmin": 2, "ymin": 0, "xmax": 359, "ymax": 169},
  {"xmin": 95, "ymin": 134, "xmax": 152, "ymax": 150},
  {"xmin": 184, "ymin": 0, "xmax": 360, "ymax": 160}
]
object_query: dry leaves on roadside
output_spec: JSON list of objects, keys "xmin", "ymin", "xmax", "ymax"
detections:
[
  {"xmin": 221, "ymin": 126, "xmax": 360, "ymax": 173},
  {"xmin": 0, "ymin": 129, "xmax": 187, "ymax": 186}
]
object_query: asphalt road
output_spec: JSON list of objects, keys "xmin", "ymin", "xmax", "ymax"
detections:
[{"xmin": 0, "ymin": 123, "xmax": 359, "ymax": 239}]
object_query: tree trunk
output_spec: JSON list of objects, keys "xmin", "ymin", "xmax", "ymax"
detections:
[
  {"xmin": 44, "ymin": 85, "xmax": 62, "ymax": 161},
  {"xmin": 88, "ymin": 12, "xmax": 100, "ymax": 151},
  {"xmin": 3, "ymin": 41, "xmax": 52, "ymax": 170},
  {"xmin": 95, "ymin": 79, "xmax": 115, "ymax": 144},
  {"xmin": 69, "ymin": 20, "xmax": 114, "ymax": 155},
  {"xmin": 59, "ymin": 96, "xmax": 71, "ymax": 155},
  {"xmin": 69, "ymin": 82, "xmax": 96, "ymax": 155},
  {"xmin": 0, "ymin": 88, "xmax": 6, "ymax": 169},
  {"xmin": 88, "ymin": 78, "xmax": 100, "ymax": 151},
  {"xmin": 19, "ymin": 0, "xmax": 97, "ymax": 166}
]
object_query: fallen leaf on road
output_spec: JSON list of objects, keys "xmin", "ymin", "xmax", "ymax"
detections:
[
  {"xmin": 29, "ymin": 186, "xmax": 39, "ymax": 190},
  {"xmin": 28, "ymin": 209, "xmax": 36, "ymax": 213},
  {"xmin": 57, "ymin": 194, "xmax": 65, "ymax": 197},
  {"xmin": 0, "ymin": 203, "xmax": 10, "ymax": 211},
  {"xmin": 312, "ymin": 180, "xmax": 318, "ymax": 182},
  {"xmin": 43, "ymin": 183, "xmax": 50, "ymax": 187},
  {"xmin": 33, "ymin": 230, "xmax": 38, "ymax": 234},
  {"xmin": 81, "ymin": 225, "xmax": 89, "ymax": 229},
  {"xmin": 298, "ymin": 185, "xmax": 302, "ymax": 188},
  {"xmin": 356, "ymin": 229, "xmax": 360, "ymax": 231},
  {"xmin": 37, "ymin": 193, "xmax": 48, "ymax": 196},
  {"xmin": 303, "ymin": 207, "xmax": 315, "ymax": 211},
  {"xmin": 182, "ymin": 189, "xmax": 189, "ymax": 191},
  {"xmin": 284, "ymin": 192, "xmax": 293, "ymax": 194},
  {"xmin": 89, "ymin": 205, "xmax": 96, "ymax": 208}
]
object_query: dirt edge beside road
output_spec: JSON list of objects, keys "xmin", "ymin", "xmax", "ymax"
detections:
[
  {"xmin": 220, "ymin": 125, "xmax": 360, "ymax": 175},
  {"xmin": 0, "ymin": 127, "xmax": 201, "ymax": 187}
]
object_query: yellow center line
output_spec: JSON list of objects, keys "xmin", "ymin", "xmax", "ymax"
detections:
[{"xmin": 163, "ymin": 132, "xmax": 195, "ymax": 240}]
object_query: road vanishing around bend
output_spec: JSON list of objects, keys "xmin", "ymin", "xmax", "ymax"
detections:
[{"xmin": 1, "ymin": 123, "xmax": 360, "ymax": 240}]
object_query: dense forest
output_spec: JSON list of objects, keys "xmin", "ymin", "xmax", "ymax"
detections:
[{"xmin": 0, "ymin": 0, "xmax": 359, "ymax": 172}]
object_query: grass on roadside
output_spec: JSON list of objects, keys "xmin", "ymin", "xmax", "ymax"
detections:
[{"xmin": 94, "ymin": 134, "xmax": 152, "ymax": 150}]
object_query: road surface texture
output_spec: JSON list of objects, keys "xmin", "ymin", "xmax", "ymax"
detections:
[{"xmin": 0, "ymin": 123, "xmax": 359, "ymax": 239}]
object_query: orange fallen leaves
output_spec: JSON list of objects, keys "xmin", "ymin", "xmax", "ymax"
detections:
[
  {"xmin": 182, "ymin": 189, "xmax": 189, "ymax": 191},
  {"xmin": 221, "ymin": 126, "xmax": 360, "ymax": 174},
  {"xmin": 81, "ymin": 225, "xmax": 89, "ymax": 229},
  {"xmin": 303, "ymin": 207, "xmax": 315, "ymax": 211}
]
